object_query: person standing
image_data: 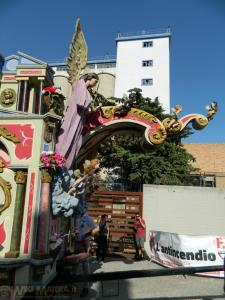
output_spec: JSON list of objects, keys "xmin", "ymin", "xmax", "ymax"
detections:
[
  {"xmin": 74, "ymin": 212, "xmax": 99, "ymax": 254},
  {"xmin": 72, "ymin": 213, "xmax": 99, "ymax": 298},
  {"xmin": 133, "ymin": 214, "xmax": 146, "ymax": 260},
  {"xmin": 96, "ymin": 214, "xmax": 109, "ymax": 263}
]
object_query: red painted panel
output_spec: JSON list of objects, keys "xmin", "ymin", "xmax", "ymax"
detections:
[
  {"xmin": 0, "ymin": 221, "xmax": 6, "ymax": 245},
  {"xmin": 1, "ymin": 124, "xmax": 34, "ymax": 160}
]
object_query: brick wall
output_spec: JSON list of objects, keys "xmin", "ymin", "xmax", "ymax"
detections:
[{"xmin": 184, "ymin": 143, "xmax": 225, "ymax": 188}]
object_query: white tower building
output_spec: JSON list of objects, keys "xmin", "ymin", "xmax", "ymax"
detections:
[
  {"xmin": 50, "ymin": 28, "xmax": 171, "ymax": 112},
  {"xmin": 114, "ymin": 28, "xmax": 171, "ymax": 112}
]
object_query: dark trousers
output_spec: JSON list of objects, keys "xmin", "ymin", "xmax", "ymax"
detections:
[{"xmin": 96, "ymin": 235, "xmax": 107, "ymax": 261}]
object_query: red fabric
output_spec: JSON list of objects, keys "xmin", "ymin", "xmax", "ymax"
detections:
[
  {"xmin": 42, "ymin": 86, "xmax": 58, "ymax": 93},
  {"xmin": 134, "ymin": 220, "xmax": 146, "ymax": 237}
]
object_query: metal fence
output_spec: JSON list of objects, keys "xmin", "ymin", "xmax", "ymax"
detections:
[{"xmin": 116, "ymin": 27, "xmax": 171, "ymax": 39}]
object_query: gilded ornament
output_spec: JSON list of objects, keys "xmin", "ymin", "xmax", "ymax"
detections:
[
  {"xmin": 41, "ymin": 169, "xmax": 53, "ymax": 183},
  {"xmin": 0, "ymin": 127, "xmax": 20, "ymax": 143},
  {"xmin": 163, "ymin": 117, "xmax": 182, "ymax": 133},
  {"xmin": 193, "ymin": 115, "xmax": 208, "ymax": 129},
  {"xmin": 0, "ymin": 88, "xmax": 16, "ymax": 107},
  {"xmin": 44, "ymin": 120, "xmax": 56, "ymax": 143},
  {"xmin": 15, "ymin": 171, "xmax": 27, "ymax": 184},
  {"xmin": 0, "ymin": 159, "xmax": 5, "ymax": 173},
  {"xmin": 129, "ymin": 108, "xmax": 158, "ymax": 123},
  {"xmin": 149, "ymin": 127, "xmax": 167, "ymax": 145},
  {"xmin": 206, "ymin": 101, "xmax": 218, "ymax": 121},
  {"xmin": 0, "ymin": 175, "xmax": 12, "ymax": 214},
  {"xmin": 101, "ymin": 106, "xmax": 118, "ymax": 118},
  {"xmin": 101, "ymin": 106, "xmax": 159, "ymax": 124}
]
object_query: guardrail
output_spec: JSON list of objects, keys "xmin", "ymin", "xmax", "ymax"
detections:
[
  {"xmin": 65, "ymin": 265, "xmax": 224, "ymax": 283},
  {"xmin": 116, "ymin": 28, "xmax": 171, "ymax": 39}
]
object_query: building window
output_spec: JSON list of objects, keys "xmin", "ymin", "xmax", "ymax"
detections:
[
  {"xmin": 143, "ymin": 41, "xmax": 153, "ymax": 48},
  {"xmin": 142, "ymin": 60, "xmax": 153, "ymax": 67},
  {"xmin": 141, "ymin": 78, "xmax": 153, "ymax": 86}
]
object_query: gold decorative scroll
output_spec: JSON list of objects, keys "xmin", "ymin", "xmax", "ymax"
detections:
[
  {"xmin": 194, "ymin": 115, "xmax": 208, "ymax": 128},
  {"xmin": 101, "ymin": 106, "xmax": 159, "ymax": 123},
  {"xmin": 128, "ymin": 108, "xmax": 158, "ymax": 123},
  {"xmin": 0, "ymin": 159, "xmax": 5, "ymax": 173},
  {"xmin": 191, "ymin": 115, "xmax": 208, "ymax": 130},
  {"xmin": 149, "ymin": 126, "xmax": 167, "ymax": 145},
  {"xmin": 0, "ymin": 127, "xmax": 20, "ymax": 144},
  {"xmin": 101, "ymin": 106, "xmax": 118, "ymax": 118},
  {"xmin": 0, "ymin": 175, "xmax": 12, "ymax": 214}
]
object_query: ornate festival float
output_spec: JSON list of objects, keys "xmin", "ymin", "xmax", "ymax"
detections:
[{"xmin": 0, "ymin": 19, "xmax": 217, "ymax": 298}]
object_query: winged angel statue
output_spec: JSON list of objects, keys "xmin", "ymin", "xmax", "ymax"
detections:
[{"xmin": 56, "ymin": 19, "xmax": 100, "ymax": 169}]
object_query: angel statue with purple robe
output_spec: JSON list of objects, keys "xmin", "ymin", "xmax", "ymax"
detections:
[
  {"xmin": 56, "ymin": 73, "xmax": 99, "ymax": 168},
  {"xmin": 55, "ymin": 19, "xmax": 101, "ymax": 169}
]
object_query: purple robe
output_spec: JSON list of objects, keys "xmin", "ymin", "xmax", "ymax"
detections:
[{"xmin": 56, "ymin": 79, "xmax": 92, "ymax": 169}]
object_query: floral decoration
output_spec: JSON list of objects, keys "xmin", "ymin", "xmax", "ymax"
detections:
[{"xmin": 40, "ymin": 151, "xmax": 65, "ymax": 170}]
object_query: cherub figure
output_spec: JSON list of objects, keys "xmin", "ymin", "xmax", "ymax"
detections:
[
  {"xmin": 51, "ymin": 159, "xmax": 100, "ymax": 217},
  {"xmin": 1, "ymin": 88, "xmax": 15, "ymax": 106},
  {"xmin": 51, "ymin": 167, "xmax": 79, "ymax": 217},
  {"xmin": 206, "ymin": 101, "xmax": 218, "ymax": 120},
  {"xmin": 168, "ymin": 104, "xmax": 183, "ymax": 129},
  {"xmin": 67, "ymin": 159, "xmax": 100, "ymax": 215}
]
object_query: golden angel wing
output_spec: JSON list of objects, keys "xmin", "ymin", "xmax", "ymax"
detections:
[{"xmin": 67, "ymin": 19, "xmax": 88, "ymax": 85}]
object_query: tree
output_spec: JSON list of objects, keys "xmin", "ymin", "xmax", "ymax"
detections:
[{"xmin": 98, "ymin": 89, "xmax": 197, "ymax": 190}]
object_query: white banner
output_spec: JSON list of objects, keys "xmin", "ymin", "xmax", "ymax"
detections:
[{"xmin": 149, "ymin": 231, "xmax": 225, "ymax": 278}]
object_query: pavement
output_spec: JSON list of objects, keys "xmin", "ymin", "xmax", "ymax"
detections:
[{"xmin": 56, "ymin": 254, "xmax": 225, "ymax": 300}]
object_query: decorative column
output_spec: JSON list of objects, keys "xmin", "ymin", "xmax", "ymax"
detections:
[
  {"xmin": 38, "ymin": 78, "xmax": 44, "ymax": 115},
  {"xmin": 34, "ymin": 169, "xmax": 52, "ymax": 259},
  {"xmin": 16, "ymin": 80, "xmax": 21, "ymax": 110},
  {"xmin": 22, "ymin": 80, "xmax": 28, "ymax": 112},
  {"xmin": 5, "ymin": 170, "xmax": 27, "ymax": 258},
  {"xmin": 16, "ymin": 77, "xmax": 29, "ymax": 111}
]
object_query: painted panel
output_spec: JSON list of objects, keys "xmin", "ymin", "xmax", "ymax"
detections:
[
  {"xmin": 0, "ymin": 124, "xmax": 34, "ymax": 160},
  {"xmin": 2, "ymin": 75, "xmax": 17, "ymax": 82},
  {"xmin": 17, "ymin": 69, "xmax": 46, "ymax": 76}
]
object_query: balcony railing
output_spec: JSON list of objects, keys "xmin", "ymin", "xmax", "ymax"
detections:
[
  {"xmin": 48, "ymin": 54, "xmax": 116, "ymax": 66},
  {"xmin": 116, "ymin": 27, "xmax": 171, "ymax": 39}
]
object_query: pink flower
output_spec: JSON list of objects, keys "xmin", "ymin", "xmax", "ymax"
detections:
[{"xmin": 40, "ymin": 151, "xmax": 65, "ymax": 168}]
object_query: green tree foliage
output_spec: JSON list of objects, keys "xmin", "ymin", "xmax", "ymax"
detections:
[{"xmin": 98, "ymin": 89, "xmax": 197, "ymax": 189}]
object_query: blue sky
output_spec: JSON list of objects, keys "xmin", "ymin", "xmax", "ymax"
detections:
[{"xmin": 1, "ymin": 0, "xmax": 224, "ymax": 143}]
